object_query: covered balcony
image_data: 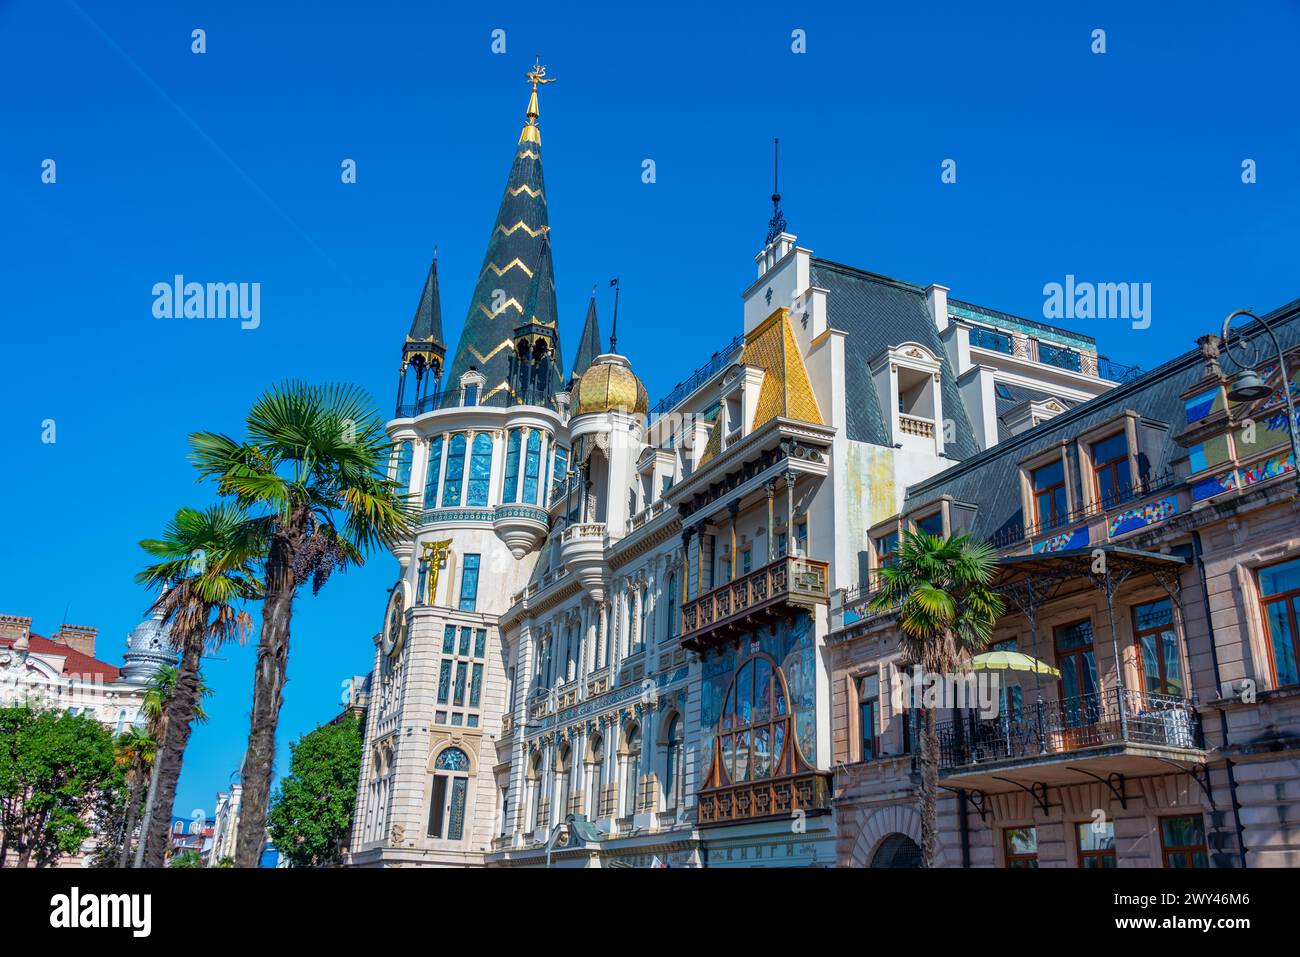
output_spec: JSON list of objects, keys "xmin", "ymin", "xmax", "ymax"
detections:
[
  {"xmin": 697, "ymin": 769, "xmax": 833, "ymax": 826},
  {"xmin": 680, "ymin": 554, "xmax": 830, "ymax": 653}
]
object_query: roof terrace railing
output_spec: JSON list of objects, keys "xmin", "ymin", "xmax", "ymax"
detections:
[{"xmin": 648, "ymin": 334, "xmax": 745, "ymax": 418}]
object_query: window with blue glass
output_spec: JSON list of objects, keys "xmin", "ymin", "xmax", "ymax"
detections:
[
  {"xmin": 521, "ymin": 429, "xmax": 541, "ymax": 504},
  {"xmin": 441, "ymin": 433, "xmax": 466, "ymax": 507},
  {"xmin": 971, "ymin": 326, "xmax": 1014, "ymax": 354},
  {"xmin": 427, "ymin": 747, "xmax": 471, "ymax": 841},
  {"xmin": 466, "ymin": 433, "xmax": 493, "ymax": 506},
  {"xmin": 1259, "ymin": 557, "xmax": 1300, "ymax": 688},
  {"xmin": 459, "ymin": 554, "xmax": 481, "ymax": 611},
  {"xmin": 553, "ymin": 445, "xmax": 569, "ymax": 486},
  {"xmin": 394, "ymin": 440, "xmax": 414, "ymax": 490},
  {"xmin": 463, "ymin": 384, "xmax": 479, "ymax": 406},
  {"xmin": 502, "ymin": 429, "xmax": 521, "ymax": 503},
  {"xmin": 423, "ymin": 435, "xmax": 443, "ymax": 507},
  {"xmin": 1039, "ymin": 343, "xmax": 1083, "ymax": 372},
  {"xmin": 435, "ymin": 626, "xmax": 488, "ymax": 729}
]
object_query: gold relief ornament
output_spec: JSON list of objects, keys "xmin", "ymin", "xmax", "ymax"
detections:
[{"xmin": 421, "ymin": 539, "xmax": 453, "ymax": 605}]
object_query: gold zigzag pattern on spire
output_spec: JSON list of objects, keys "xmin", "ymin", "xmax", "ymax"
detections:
[
  {"xmin": 481, "ymin": 380, "xmax": 520, "ymax": 403},
  {"xmin": 468, "ymin": 339, "xmax": 518, "ymax": 365},
  {"xmin": 508, "ymin": 184, "xmax": 545, "ymax": 200},
  {"xmin": 494, "ymin": 220, "xmax": 546, "ymax": 238},
  {"xmin": 479, "ymin": 258, "xmax": 534, "ymax": 281},
  {"xmin": 515, "ymin": 149, "xmax": 540, "ymax": 161},
  {"xmin": 475, "ymin": 299, "xmax": 524, "ymax": 320}
]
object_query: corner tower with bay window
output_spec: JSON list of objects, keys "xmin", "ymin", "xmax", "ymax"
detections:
[{"xmin": 349, "ymin": 63, "xmax": 572, "ymax": 867}]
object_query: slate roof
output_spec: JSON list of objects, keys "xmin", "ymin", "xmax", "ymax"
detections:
[
  {"xmin": 569, "ymin": 293, "xmax": 603, "ymax": 385},
  {"xmin": 407, "ymin": 252, "xmax": 444, "ymax": 345},
  {"xmin": 899, "ymin": 300, "xmax": 1300, "ymax": 543},
  {"xmin": 809, "ymin": 259, "xmax": 980, "ymax": 459},
  {"xmin": 993, "ymin": 382, "xmax": 1078, "ymax": 443}
]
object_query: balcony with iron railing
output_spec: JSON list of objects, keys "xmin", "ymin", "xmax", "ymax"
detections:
[
  {"xmin": 680, "ymin": 554, "xmax": 830, "ymax": 652},
  {"xmin": 936, "ymin": 687, "xmax": 1203, "ymax": 788}
]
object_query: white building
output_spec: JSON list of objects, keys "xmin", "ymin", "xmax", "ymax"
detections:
[{"xmin": 346, "ymin": 71, "xmax": 1121, "ymax": 867}]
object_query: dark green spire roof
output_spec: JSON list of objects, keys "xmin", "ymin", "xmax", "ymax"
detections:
[
  {"xmin": 442, "ymin": 82, "xmax": 563, "ymax": 407},
  {"xmin": 408, "ymin": 251, "xmax": 443, "ymax": 344},
  {"xmin": 569, "ymin": 291, "xmax": 602, "ymax": 384}
]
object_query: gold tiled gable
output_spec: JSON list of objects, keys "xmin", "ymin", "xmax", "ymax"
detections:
[{"xmin": 744, "ymin": 308, "xmax": 824, "ymax": 428}]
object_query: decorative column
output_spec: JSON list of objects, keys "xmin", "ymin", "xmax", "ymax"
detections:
[
  {"xmin": 784, "ymin": 472, "xmax": 796, "ymax": 558},
  {"xmin": 729, "ymin": 500, "xmax": 740, "ymax": 581},
  {"xmin": 765, "ymin": 481, "xmax": 776, "ymax": 563},
  {"xmin": 681, "ymin": 528, "xmax": 693, "ymax": 601}
]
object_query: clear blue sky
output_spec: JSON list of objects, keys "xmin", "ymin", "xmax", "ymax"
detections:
[{"xmin": 1, "ymin": 0, "xmax": 1295, "ymax": 817}]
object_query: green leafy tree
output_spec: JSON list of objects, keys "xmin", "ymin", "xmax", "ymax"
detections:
[
  {"xmin": 190, "ymin": 382, "xmax": 414, "ymax": 866},
  {"xmin": 168, "ymin": 849, "xmax": 205, "ymax": 868},
  {"xmin": 268, "ymin": 715, "xmax": 364, "ymax": 867},
  {"xmin": 0, "ymin": 707, "xmax": 121, "ymax": 867},
  {"xmin": 867, "ymin": 532, "xmax": 1004, "ymax": 867},
  {"xmin": 134, "ymin": 504, "xmax": 262, "ymax": 867}
]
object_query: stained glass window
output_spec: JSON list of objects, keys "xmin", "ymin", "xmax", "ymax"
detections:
[
  {"xmin": 441, "ymin": 433, "xmax": 466, "ymax": 507},
  {"xmin": 459, "ymin": 555, "xmax": 480, "ymax": 611},
  {"xmin": 466, "ymin": 433, "xmax": 493, "ymax": 506},
  {"xmin": 708, "ymin": 654, "xmax": 794, "ymax": 787},
  {"xmin": 522, "ymin": 429, "xmax": 541, "ymax": 504},
  {"xmin": 502, "ymin": 429, "xmax": 521, "ymax": 503},
  {"xmin": 423, "ymin": 436, "xmax": 443, "ymax": 507},
  {"xmin": 435, "ymin": 747, "xmax": 470, "ymax": 772}
]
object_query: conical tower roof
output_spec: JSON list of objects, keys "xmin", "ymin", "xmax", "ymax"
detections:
[
  {"xmin": 403, "ymin": 251, "xmax": 446, "ymax": 380},
  {"xmin": 443, "ymin": 63, "xmax": 563, "ymax": 407},
  {"xmin": 569, "ymin": 290, "xmax": 603, "ymax": 386}
]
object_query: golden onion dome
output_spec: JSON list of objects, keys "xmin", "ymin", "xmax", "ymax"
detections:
[{"xmin": 573, "ymin": 354, "xmax": 649, "ymax": 416}]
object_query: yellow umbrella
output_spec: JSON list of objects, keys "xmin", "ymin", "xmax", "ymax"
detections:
[{"xmin": 965, "ymin": 650, "xmax": 1059, "ymax": 689}]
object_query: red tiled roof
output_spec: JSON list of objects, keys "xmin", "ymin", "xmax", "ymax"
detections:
[{"xmin": 0, "ymin": 633, "xmax": 120, "ymax": 681}]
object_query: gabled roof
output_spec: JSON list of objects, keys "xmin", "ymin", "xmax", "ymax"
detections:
[
  {"xmin": 809, "ymin": 258, "xmax": 980, "ymax": 459},
  {"xmin": 1, "ymin": 633, "xmax": 121, "ymax": 681}
]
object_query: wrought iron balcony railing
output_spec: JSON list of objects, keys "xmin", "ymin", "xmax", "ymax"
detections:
[
  {"xmin": 680, "ymin": 555, "xmax": 830, "ymax": 651},
  {"xmin": 937, "ymin": 688, "xmax": 1202, "ymax": 771}
]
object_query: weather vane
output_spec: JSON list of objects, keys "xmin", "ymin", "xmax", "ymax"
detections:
[{"xmin": 526, "ymin": 56, "xmax": 556, "ymax": 90}]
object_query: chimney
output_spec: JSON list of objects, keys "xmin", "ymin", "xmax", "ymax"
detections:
[
  {"xmin": 53, "ymin": 623, "xmax": 98, "ymax": 658},
  {"xmin": 0, "ymin": 615, "xmax": 32, "ymax": 644},
  {"xmin": 926, "ymin": 284, "xmax": 950, "ymax": 333}
]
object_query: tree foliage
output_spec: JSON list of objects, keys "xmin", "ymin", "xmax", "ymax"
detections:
[
  {"xmin": 267, "ymin": 715, "xmax": 363, "ymax": 867},
  {"xmin": 0, "ymin": 707, "xmax": 121, "ymax": 867}
]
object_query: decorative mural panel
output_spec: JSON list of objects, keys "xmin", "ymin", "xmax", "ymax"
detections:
[
  {"xmin": 1108, "ymin": 496, "xmax": 1179, "ymax": 538},
  {"xmin": 1188, "ymin": 434, "xmax": 1232, "ymax": 474},
  {"xmin": 1184, "ymin": 387, "xmax": 1223, "ymax": 425},
  {"xmin": 1236, "ymin": 411, "xmax": 1293, "ymax": 461},
  {"xmin": 1191, "ymin": 470, "xmax": 1238, "ymax": 502},
  {"xmin": 1032, "ymin": 525, "xmax": 1089, "ymax": 554},
  {"xmin": 1240, "ymin": 452, "xmax": 1296, "ymax": 487}
]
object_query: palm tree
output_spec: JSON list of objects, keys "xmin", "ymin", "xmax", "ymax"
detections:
[
  {"xmin": 867, "ymin": 531, "xmax": 1004, "ymax": 867},
  {"xmin": 134, "ymin": 504, "xmax": 262, "ymax": 867},
  {"xmin": 189, "ymin": 382, "xmax": 414, "ymax": 867},
  {"xmin": 112, "ymin": 727, "xmax": 156, "ymax": 868}
]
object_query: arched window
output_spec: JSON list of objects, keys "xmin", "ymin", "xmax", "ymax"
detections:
[
  {"xmin": 707, "ymin": 654, "xmax": 793, "ymax": 788},
  {"xmin": 423, "ymin": 435, "xmax": 443, "ymax": 507},
  {"xmin": 466, "ymin": 433, "xmax": 493, "ymax": 506},
  {"xmin": 115, "ymin": 709, "xmax": 128, "ymax": 735},
  {"xmin": 872, "ymin": 833, "xmax": 922, "ymax": 868},
  {"xmin": 527, "ymin": 752, "xmax": 544, "ymax": 833},
  {"xmin": 621, "ymin": 724, "xmax": 642, "ymax": 817},
  {"xmin": 441, "ymin": 433, "xmax": 466, "ymax": 507},
  {"xmin": 555, "ymin": 743, "xmax": 572, "ymax": 822},
  {"xmin": 663, "ymin": 714, "xmax": 684, "ymax": 809},
  {"xmin": 394, "ymin": 440, "xmax": 414, "ymax": 490},
  {"xmin": 502, "ymin": 429, "xmax": 521, "ymax": 503},
  {"xmin": 587, "ymin": 734, "xmax": 605, "ymax": 819},
  {"xmin": 522, "ymin": 429, "xmax": 542, "ymax": 504},
  {"xmin": 666, "ymin": 572, "xmax": 679, "ymax": 638},
  {"xmin": 427, "ymin": 747, "xmax": 471, "ymax": 841}
]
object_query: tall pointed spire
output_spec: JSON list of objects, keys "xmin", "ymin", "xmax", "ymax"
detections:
[
  {"xmin": 765, "ymin": 137, "xmax": 787, "ymax": 245},
  {"xmin": 569, "ymin": 288, "xmax": 603, "ymax": 385},
  {"xmin": 443, "ymin": 60, "xmax": 563, "ymax": 407},
  {"xmin": 397, "ymin": 248, "xmax": 446, "ymax": 410}
]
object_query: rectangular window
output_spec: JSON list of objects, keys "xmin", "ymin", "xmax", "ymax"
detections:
[
  {"xmin": 874, "ymin": 531, "xmax": 899, "ymax": 568},
  {"xmin": 453, "ymin": 661, "xmax": 467, "ymax": 706},
  {"xmin": 1077, "ymin": 821, "xmax": 1117, "ymax": 868},
  {"xmin": 522, "ymin": 430, "xmax": 542, "ymax": 504},
  {"xmin": 795, "ymin": 520, "xmax": 808, "ymax": 557},
  {"xmin": 1133, "ymin": 599, "xmax": 1184, "ymax": 696},
  {"xmin": 915, "ymin": 511, "xmax": 943, "ymax": 537},
  {"xmin": 423, "ymin": 436, "xmax": 443, "ymax": 508},
  {"xmin": 458, "ymin": 626, "xmax": 471, "ymax": 657},
  {"xmin": 463, "ymin": 384, "xmax": 479, "ymax": 406},
  {"xmin": 1031, "ymin": 459, "xmax": 1068, "ymax": 531},
  {"xmin": 427, "ymin": 776, "xmax": 447, "ymax": 837},
  {"xmin": 502, "ymin": 430, "xmax": 521, "ymax": 504},
  {"xmin": 1091, "ymin": 432, "xmax": 1132, "ymax": 508},
  {"xmin": 859, "ymin": 674, "xmax": 879, "ymax": 761},
  {"xmin": 459, "ymin": 555, "xmax": 481, "ymax": 611},
  {"xmin": 465, "ymin": 433, "xmax": 493, "ymax": 507},
  {"xmin": 442, "ymin": 624, "xmax": 456, "ymax": 655},
  {"xmin": 1004, "ymin": 827, "xmax": 1038, "ymax": 868},
  {"xmin": 1160, "ymin": 815, "xmax": 1209, "ymax": 868},
  {"xmin": 441, "ymin": 433, "xmax": 467, "ymax": 507},
  {"xmin": 394, "ymin": 440, "xmax": 414, "ymax": 489},
  {"xmin": 741, "ymin": 548, "xmax": 752, "ymax": 575},
  {"xmin": 1258, "ymin": 557, "xmax": 1300, "ymax": 688},
  {"xmin": 1055, "ymin": 619, "xmax": 1098, "ymax": 727}
]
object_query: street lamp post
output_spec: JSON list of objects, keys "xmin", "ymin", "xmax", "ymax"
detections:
[{"xmin": 1216, "ymin": 309, "xmax": 1300, "ymax": 495}]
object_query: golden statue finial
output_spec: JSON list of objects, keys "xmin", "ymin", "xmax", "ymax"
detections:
[{"xmin": 520, "ymin": 56, "xmax": 555, "ymax": 146}]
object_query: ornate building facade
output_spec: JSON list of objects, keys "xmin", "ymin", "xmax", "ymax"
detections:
[{"xmin": 347, "ymin": 70, "xmax": 1298, "ymax": 868}]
